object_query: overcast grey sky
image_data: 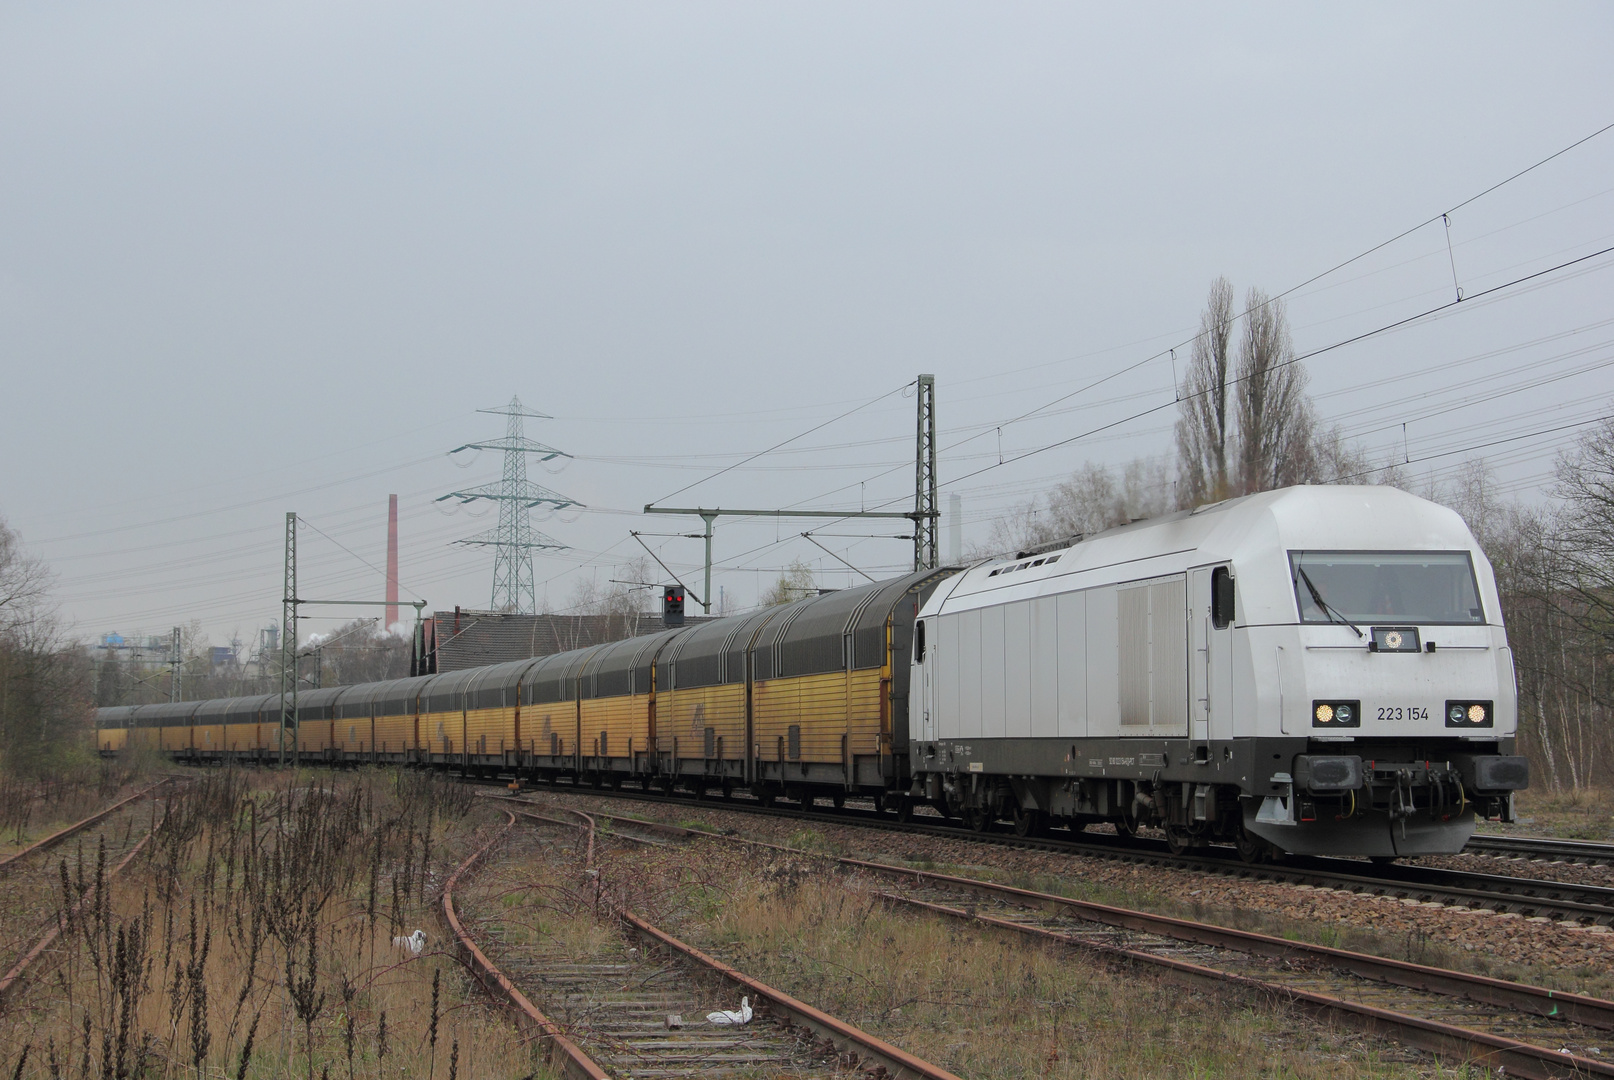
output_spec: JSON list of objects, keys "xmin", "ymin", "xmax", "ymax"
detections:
[{"xmin": 3, "ymin": 3, "xmax": 1612, "ymax": 651}]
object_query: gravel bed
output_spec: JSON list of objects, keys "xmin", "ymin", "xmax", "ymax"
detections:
[{"xmin": 1412, "ymin": 850, "xmax": 1614, "ymax": 888}]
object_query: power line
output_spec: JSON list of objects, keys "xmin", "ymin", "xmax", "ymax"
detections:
[
  {"xmin": 649, "ymin": 380, "xmax": 914, "ymax": 505},
  {"xmin": 896, "ymin": 242, "xmax": 1614, "ymax": 502}
]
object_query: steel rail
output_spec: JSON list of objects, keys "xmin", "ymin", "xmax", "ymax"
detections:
[
  {"xmin": 480, "ymin": 779, "xmax": 1614, "ymax": 924},
  {"xmin": 440, "ymin": 810, "xmax": 612, "ymax": 1080},
  {"xmin": 565, "ymin": 806, "xmax": 1614, "ymax": 1080},
  {"xmin": 1466, "ymin": 833, "xmax": 1614, "ymax": 866},
  {"xmin": 518, "ymin": 808, "xmax": 966, "ymax": 1080},
  {"xmin": 0, "ymin": 779, "xmax": 169, "ymax": 873},
  {"xmin": 0, "ymin": 820, "xmax": 158, "ymax": 1006}
]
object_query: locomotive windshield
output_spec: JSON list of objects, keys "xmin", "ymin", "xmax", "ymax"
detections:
[{"xmin": 1289, "ymin": 550, "xmax": 1484, "ymax": 625}]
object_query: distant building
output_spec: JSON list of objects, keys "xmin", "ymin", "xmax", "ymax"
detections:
[{"xmin": 425, "ymin": 608, "xmax": 715, "ymax": 672}]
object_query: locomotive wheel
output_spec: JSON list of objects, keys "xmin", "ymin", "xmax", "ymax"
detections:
[
  {"xmin": 1165, "ymin": 825, "xmax": 1194, "ymax": 856},
  {"xmin": 1114, "ymin": 815, "xmax": 1139, "ymax": 839},
  {"xmin": 1234, "ymin": 827, "xmax": 1267, "ymax": 864},
  {"xmin": 964, "ymin": 806, "xmax": 992, "ymax": 833},
  {"xmin": 1369, "ymin": 855, "xmax": 1398, "ymax": 867}
]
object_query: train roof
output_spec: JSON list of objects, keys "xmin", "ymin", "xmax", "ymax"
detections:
[{"xmin": 925, "ymin": 485, "xmax": 1498, "ymax": 627}]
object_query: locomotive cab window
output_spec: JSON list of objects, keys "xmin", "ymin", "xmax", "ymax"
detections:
[
  {"xmin": 1289, "ymin": 551, "xmax": 1484, "ymax": 625},
  {"xmin": 914, "ymin": 620, "xmax": 926, "ymax": 662}
]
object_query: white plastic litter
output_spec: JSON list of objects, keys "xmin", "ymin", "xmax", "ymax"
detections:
[
  {"xmin": 706, "ymin": 997, "xmax": 753, "ymax": 1026},
  {"xmin": 393, "ymin": 929, "xmax": 426, "ymax": 955}
]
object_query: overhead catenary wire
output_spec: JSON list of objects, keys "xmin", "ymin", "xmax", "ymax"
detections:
[{"xmin": 648, "ymin": 380, "xmax": 914, "ymax": 506}]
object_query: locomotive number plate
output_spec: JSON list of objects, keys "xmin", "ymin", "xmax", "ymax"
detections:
[{"xmin": 1376, "ymin": 706, "xmax": 1429, "ymax": 722}]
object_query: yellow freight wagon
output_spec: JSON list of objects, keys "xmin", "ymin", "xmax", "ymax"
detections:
[
  {"xmin": 419, "ymin": 667, "xmax": 479, "ymax": 767},
  {"xmin": 366, "ymin": 676, "xmax": 433, "ymax": 762},
  {"xmin": 294, "ymin": 686, "xmax": 345, "ymax": 759},
  {"xmin": 579, "ymin": 631, "xmax": 682, "ymax": 782},
  {"xmin": 151, "ymin": 702, "xmax": 201, "ymax": 755},
  {"xmin": 191, "ymin": 698, "xmax": 230, "ymax": 760},
  {"xmin": 221, "ymin": 695, "xmax": 273, "ymax": 758},
  {"xmin": 655, "ymin": 609, "xmax": 777, "ymax": 790},
  {"xmin": 96, "ymin": 706, "xmax": 134, "ymax": 754},
  {"xmin": 463, "ymin": 659, "xmax": 539, "ymax": 765},
  {"xmin": 520, "ymin": 647, "xmax": 602, "ymax": 773}
]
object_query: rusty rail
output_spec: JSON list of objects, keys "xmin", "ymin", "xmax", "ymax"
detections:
[
  {"xmin": 0, "ymin": 779, "xmax": 169, "ymax": 873},
  {"xmin": 0, "ymin": 823, "xmax": 158, "ymax": 1006},
  {"xmin": 439, "ymin": 810, "xmax": 611, "ymax": 1080}
]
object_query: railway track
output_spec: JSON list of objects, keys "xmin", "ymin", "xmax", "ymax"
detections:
[
  {"xmin": 0, "ymin": 779, "xmax": 169, "ymax": 873},
  {"xmin": 0, "ymin": 811, "xmax": 160, "ymax": 1006},
  {"xmin": 486, "ymin": 776, "xmax": 1614, "ymax": 925},
  {"xmin": 1466, "ymin": 833, "xmax": 1614, "ymax": 867},
  {"xmin": 546, "ymin": 802, "xmax": 1614, "ymax": 1080},
  {"xmin": 443, "ymin": 806, "xmax": 961, "ymax": 1079}
]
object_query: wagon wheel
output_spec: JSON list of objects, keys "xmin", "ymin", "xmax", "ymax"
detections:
[
  {"xmin": 1165, "ymin": 824, "xmax": 1194, "ymax": 856},
  {"xmin": 895, "ymin": 797, "xmax": 914, "ymax": 823},
  {"xmin": 1012, "ymin": 807, "xmax": 1042, "ymax": 838}
]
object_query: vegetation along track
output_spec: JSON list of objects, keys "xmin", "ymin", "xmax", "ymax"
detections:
[
  {"xmin": 445, "ymin": 805, "xmax": 962, "ymax": 1079},
  {"xmin": 533, "ymin": 802, "xmax": 1614, "ymax": 1080},
  {"xmin": 479, "ymin": 776, "xmax": 1614, "ymax": 926},
  {"xmin": 0, "ymin": 798, "xmax": 164, "ymax": 1006}
]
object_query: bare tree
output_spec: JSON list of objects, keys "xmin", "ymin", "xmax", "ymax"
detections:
[
  {"xmin": 1175, "ymin": 277, "xmax": 1236, "ymax": 507},
  {"xmin": 0, "ymin": 519, "xmax": 51, "ymax": 638},
  {"xmin": 0, "ymin": 517, "xmax": 91, "ymax": 775},
  {"xmin": 761, "ymin": 559, "xmax": 816, "ymax": 606},
  {"xmin": 1235, "ymin": 287, "xmax": 1317, "ymax": 494},
  {"xmin": 1555, "ymin": 415, "xmax": 1614, "ymax": 656},
  {"xmin": 978, "ymin": 458, "xmax": 1174, "ymax": 557}
]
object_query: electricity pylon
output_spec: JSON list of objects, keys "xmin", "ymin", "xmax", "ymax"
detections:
[{"xmin": 438, "ymin": 396, "xmax": 581, "ymax": 613}]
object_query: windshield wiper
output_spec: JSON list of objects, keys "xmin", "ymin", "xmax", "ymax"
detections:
[{"xmin": 1298, "ymin": 567, "xmax": 1363, "ymax": 638}]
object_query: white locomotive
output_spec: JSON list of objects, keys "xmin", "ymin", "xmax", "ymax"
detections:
[{"xmin": 909, "ymin": 485, "xmax": 1526, "ymax": 859}]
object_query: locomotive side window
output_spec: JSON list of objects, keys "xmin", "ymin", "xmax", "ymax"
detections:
[
  {"xmin": 1210, "ymin": 567, "xmax": 1234, "ymax": 629},
  {"xmin": 915, "ymin": 620, "xmax": 926, "ymax": 662},
  {"xmin": 1290, "ymin": 550, "xmax": 1484, "ymax": 625}
]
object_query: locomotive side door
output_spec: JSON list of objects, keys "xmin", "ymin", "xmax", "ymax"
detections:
[
  {"xmin": 915, "ymin": 619, "xmax": 934, "ymax": 743},
  {"xmin": 1190, "ymin": 565, "xmax": 1236, "ymax": 745}
]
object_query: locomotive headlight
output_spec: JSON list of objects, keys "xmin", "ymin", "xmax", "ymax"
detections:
[
  {"xmin": 1313, "ymin": 700, "xmax": 1360, "ymax": 728},
  {"xmin": 1445, "ymin": 700, "xmax": 1493, "ymax": 728}
]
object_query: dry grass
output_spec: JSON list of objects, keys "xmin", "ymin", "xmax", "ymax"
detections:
[
  {"xmin": 602, "ymin": 840, "xmax": 1448, "ymax": 1080},
  {"xmin": 0, "ymin": 769, "xmax": 541, "ymax": 1080},
  {"xmin": 0, "ymin": 760, "xmax": 153, "ymax": 859},
  {"xmin": 1494, "ymin": 786, "xmax": 1614, "ymax": 841}
]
